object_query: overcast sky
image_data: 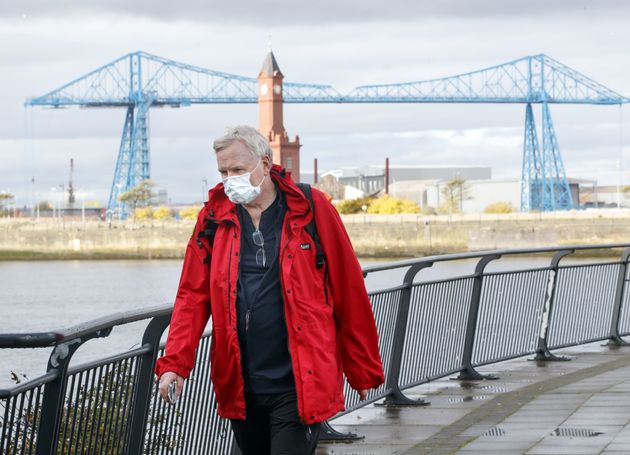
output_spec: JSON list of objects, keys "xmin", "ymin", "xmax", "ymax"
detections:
[{"xmin": 1, "ymin": 0, "xmax": 629, "ymax": 207}]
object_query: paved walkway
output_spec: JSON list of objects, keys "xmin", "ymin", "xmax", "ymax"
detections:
[{"xmin": 317, "ymin": 343, "xmax": 630, "ymax": 455}]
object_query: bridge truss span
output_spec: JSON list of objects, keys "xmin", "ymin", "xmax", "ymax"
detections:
[{"xmin": 25, "ymin": 51, "xmax": 629, "ymax": 215}]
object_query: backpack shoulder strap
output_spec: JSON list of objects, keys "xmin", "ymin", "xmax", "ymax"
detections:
[
  {"xmin": 195, "ymin": 207, "xmax": 219, "ymax": 264},
  {"xmin": 296, "ymin": 183, "xmax": 325, "ymax": 269}
]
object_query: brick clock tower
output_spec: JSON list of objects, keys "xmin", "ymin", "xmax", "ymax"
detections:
[{"xmin": 257, "ymin": 51, "xmax": 301, "ymax": 182}]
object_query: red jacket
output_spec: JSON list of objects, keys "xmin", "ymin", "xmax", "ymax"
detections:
[{"xmin": 155, "ymin": 165, "xmax": 384, "ymax": 423}]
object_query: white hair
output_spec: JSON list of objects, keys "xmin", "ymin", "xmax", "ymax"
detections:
[{"xmin": 212, "ymin": 125, "xmax": 273, "ymax": 161}]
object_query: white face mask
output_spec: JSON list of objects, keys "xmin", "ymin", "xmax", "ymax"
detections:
[{"xmin": 222, "ymin": 159, "xmax": 266, "ymax": 205}]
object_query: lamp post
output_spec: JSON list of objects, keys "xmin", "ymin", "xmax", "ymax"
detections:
[
  {"xmin": 202, "ymin": 178, "xmax": 208, "ymax": 202},
  {"xmin": 51, "ymin": 187, "xmax": 57, "ymax": 219},
  {"xmin": 76, "ymin": 188, "xmax": 86, "ymax": 224},
  {"xmin": 59, "ymin": 183, "xmax": 65, "ymax": 220},
  {"xmin": 616, "ymin": 161, "xmax": 621, "ymax": 210}
]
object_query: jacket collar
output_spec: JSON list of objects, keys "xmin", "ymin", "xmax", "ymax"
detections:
[{"xmin": 203, "ymin": 164, "xmax": 311, "ymax": 225}]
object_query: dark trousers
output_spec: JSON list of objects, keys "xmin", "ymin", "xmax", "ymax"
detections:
[{"xmin": 230, "ymin": 391, "xmax": 321, "ymax": 455}]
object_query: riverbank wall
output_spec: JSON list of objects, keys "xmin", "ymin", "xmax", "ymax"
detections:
[{"xmin": 1, "ymin": 210, "xmax": 630, "ymax": 260}]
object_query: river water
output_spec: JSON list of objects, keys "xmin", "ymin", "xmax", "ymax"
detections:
[{"xmin": 0, "ymin": 255, "xmax": 610, "ymax": 387}]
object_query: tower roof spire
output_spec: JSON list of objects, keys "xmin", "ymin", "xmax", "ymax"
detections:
[{"xmin": 260, "ymin": 49, "xmax": 282, "ymax": 77}]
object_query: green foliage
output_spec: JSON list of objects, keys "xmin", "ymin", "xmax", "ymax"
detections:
[
  {"xmin": 367, "ymin": 195, "xmax": 420, "ymax": 214},
  {"xmin": 0, "ymin": 191, "xmax": 14, "ymax": 216},
  {"xmin": 483, "ymin": 201, "xmax": 516, "ymax": 214},
  {"xmin": 3, "ymin": 363, "xmax": 180, "ymax": 454},
  {"xmin": 56, "ymin": 362, "xmax": 135, "ymax": 453},
  {"xmin": 421, "ymin": 205, "xmax": 438, "ymax": 216},
  {"xmin": 179, "ymin": 206, "xmax": 201, "ymax": 220},
  {"xmin": 0, "ymin": 191, "xmax": 13, "ymax": 204},
  {"xmin": 335, "ymin": 197, "xmax": 372, "ymax": 214}
]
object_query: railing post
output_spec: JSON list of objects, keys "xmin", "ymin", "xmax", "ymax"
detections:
[
  {"xmin": 381, "ymin": 261, "xmax": 433, "ymax": 406},
  {"xmin": 125, "ymin": 314, "xmax": 172, "ymax": 455},
  {"xmin": 532, "ymin": 249, "xmax": 574, "ymax": 361},
  {"xmin": 35, "ymin": 329, "xmax": 111, "ymax": 455},
  {"xmin": 456, "ymin": 254, "xmax": 501, "ymax": 380},
  {"xmin": 607, "ymin": 247, "xmax": 630, "ymax": 346},
  {"xmin": 319, "ymin": 420, "xmax": 363, "ymax": 442}
]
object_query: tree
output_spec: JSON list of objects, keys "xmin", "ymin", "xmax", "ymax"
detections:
[
  {"xmin": 38, "ymin": 201, "xmax": 53, "ymax": 211},
  {"xmin": 440, "ymin": 177, "xmax": 471, "ymax": 214},
  {"xmin": 0, "ymin": 191, "xmax": 14, "ymax": 215},
  {"xmin": 118, "ymin": 180, "xmax": 155, "ymax": 212}
]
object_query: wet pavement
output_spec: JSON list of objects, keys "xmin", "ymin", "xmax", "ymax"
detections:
[{"xmin": 316, "ymin": 343, "xmax": 630, "ymax": 455}]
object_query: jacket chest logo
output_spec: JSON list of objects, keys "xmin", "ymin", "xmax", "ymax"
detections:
[{"xmin": 300, "ymin": 243, "xmax": 311, "ymax": 250}]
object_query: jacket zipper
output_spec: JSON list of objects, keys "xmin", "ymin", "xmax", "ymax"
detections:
[
  {"xmin": 227, "ymin": 228, "xmax": 234, "ymax": 327},
  {"xmin": 280, "ymin": 219, "xmax": 305, "ymax": 418}
]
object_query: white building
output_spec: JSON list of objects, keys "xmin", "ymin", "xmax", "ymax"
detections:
[
  {"xmin": 424, "ymin": 179, "xmax": 520, "ymax": 213},
  {"xmin": 316, "ymin": 164, "xmax": 492, "ymax": 197}
]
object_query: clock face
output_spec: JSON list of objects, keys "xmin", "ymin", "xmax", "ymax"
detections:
[
  {"xmin": 273, "ymin": 84, "xmax": 282, "ymax": 95},
  {"xmin": 259, "ymin": 84, "xmax": 268, "ymax": 95}
]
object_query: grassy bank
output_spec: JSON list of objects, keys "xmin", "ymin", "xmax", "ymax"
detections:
[{"xmin": 1, "ymin": 211, "xmax": 630, "ymax": 261}]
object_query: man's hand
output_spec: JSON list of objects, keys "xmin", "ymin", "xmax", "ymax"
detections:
[
  {"xmin": 157, "ymin": 372, "xmax": 185, "ymax": 404},
  {"xmin": 358, "ymin": 389, "xmax": 369, "ymax": 401}
]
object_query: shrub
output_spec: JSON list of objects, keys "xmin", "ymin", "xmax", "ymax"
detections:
[
  {"xmin": 3, "ymin": 363, "xmax": 180, "ymax": 454},
  {"xmin": 134, "ymin": 206, "xmax": 153, "ymax": 220},
  {"xmin": 367, "ymin": 195, "xmax": 420, "ymax": 214},
  {"xmin": 483, "ymin": 201, "xmax": 516, "ymax": 214},
  {"xmin": 153, "ymin": 206, "xmax": 173, "ymax": 220},
  {"xmin": 335, "ymin": 197, "xmax": 372, "ymax": 214},
  {"xmin": 179, "ymin": 206, "xmax": 201, "ymax": 220}
]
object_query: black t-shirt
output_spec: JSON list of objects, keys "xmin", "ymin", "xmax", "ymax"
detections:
[{"xmin": 235, "ymin": 187, "xmax": 295, "ymax": 394}]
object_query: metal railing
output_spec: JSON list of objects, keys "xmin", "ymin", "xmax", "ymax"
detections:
[{"xmin": 2, "ymin": 243, "xmax": 630, "ymax": 454}]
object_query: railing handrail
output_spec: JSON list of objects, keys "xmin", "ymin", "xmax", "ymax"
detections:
[
  {"xmin": 361, "ymin": 242, "xmax": 630, "ymax": 274},
  {"xmin": 3, "ymin": 242, "xmax": 630, "ymax": 453},
  {"xmin": 4, "ymin": 243, "xmax": 630, "ymax": 349},
  {"xmin": 0, "ymin": 303, "xmax": 173, "ymax": 349}
]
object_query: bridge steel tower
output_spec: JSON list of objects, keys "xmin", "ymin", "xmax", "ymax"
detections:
[{"xmin": 26, "ymin": 52, "xmax": 629, "ymax": 216}]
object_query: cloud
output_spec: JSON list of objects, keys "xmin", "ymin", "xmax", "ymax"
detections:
[
  {"xmin": 2, "ymin": 4, "xmax": 630, "ymax": 207},
  {"xmin": 5, "ymin": 0, "xmax": 629, "ymax": 25}
]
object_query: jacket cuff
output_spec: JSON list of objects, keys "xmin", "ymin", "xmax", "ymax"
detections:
[
  {"xmin": 347, "ymin": 374, "xmax": 385, "ymax": 391},
  {"xmin": 154, "ymin": 358, "xmax": 191, "ymax": 380}
]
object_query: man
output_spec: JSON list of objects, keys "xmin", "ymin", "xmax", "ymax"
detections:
[{"xmin": 155, "ymin": 125, "xmax": 384, "ymax": 455}]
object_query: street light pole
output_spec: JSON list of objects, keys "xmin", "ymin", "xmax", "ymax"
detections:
[
  {"xmin": 51, "ymin": 187, "xmax": 57, "ymax": 219},
  {"xmin": 616, "ymin": 161, "xmax": 621, "ymax": 210},
  {"xmin": 59, "ymin": 183, "xmax": 65, "ymax": 220}
]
